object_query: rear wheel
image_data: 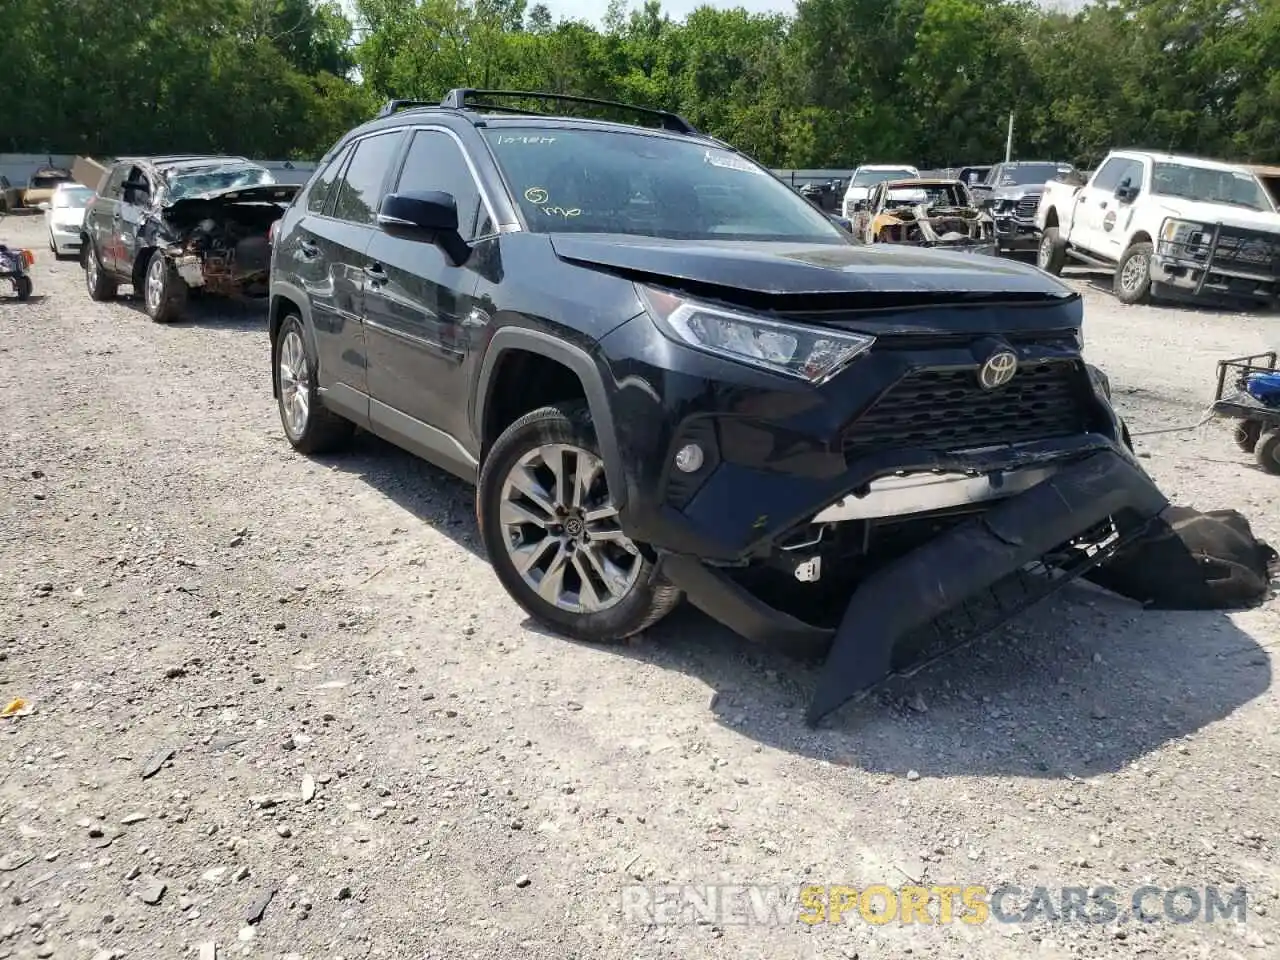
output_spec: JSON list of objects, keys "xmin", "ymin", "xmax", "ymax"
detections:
[
  {"xmin": 1255, "ymin": 426, "xmax": 1280, "ymax": 475},
  {"xmin": 1114, "ymin": 241, "xmax": 1153, "ymax": 304},
  {"xmin": 1234, "ymin": 420, "xmax": 1262, "ymax": 453},
  {"xmin": 84, "ymin": 242, "xmax": 118, "ymax": 301},
  {"xmin": 143, "ymin": 249, "xmax": 187, "ymax": 323},
  {"xmin": 478, "ymin": 401, "xmax": 681, "ymax": 642},
  {"xmin": 15, "ymin": 275, "xmax": 31, "ymax": 301},
  {"xmin": 1037, "ymin": 227, "xmax": 1066, "ymax": 275},
  {"xmin": 274, "ymin": 313, "xmax": 354, "ymax": 454}
]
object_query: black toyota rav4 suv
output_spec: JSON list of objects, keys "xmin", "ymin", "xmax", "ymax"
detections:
[{"xmin": 269, "ymin": 90, "xmax": 1167, "ymax": 723}]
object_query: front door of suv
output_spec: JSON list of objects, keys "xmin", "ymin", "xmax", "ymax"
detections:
[
  {"xmin": 363, "ymin": 128, "xmax": 491, "ymax": 470},
  {"xmin": 291, "ymin": 130, "xmax": 404, "ymax": 404}
]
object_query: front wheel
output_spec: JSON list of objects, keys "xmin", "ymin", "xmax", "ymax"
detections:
[
  {"xmin": 478, "ymin": 401, "xmax": 681, "ymax": 642},
  {"xmin": 142, "ymin": 249, "xmax": 187, "ymax": 323},
  {"xmin": 1114, "ymin": 241, "xmax": 1154, "ymax": 305},
  {"xmin": 1037, "ymin": 227, "xmax": 1067, "ymax": 275},
  {"xmin": 14, "ymin": 275, "xmax": 32, "ymax": 301}
]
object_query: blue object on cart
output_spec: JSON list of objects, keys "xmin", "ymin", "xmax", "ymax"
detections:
[{"xmin": 1244, "ymin": 371, "xmax": 1280, "ymax": 408}]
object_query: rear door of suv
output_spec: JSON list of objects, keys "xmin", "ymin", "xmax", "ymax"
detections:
[
  {"xmin": 362, "ymin": 127, "xmax": 492, "ymax": 469},
  {"xmin": 85, "ymin": 163, "xmax": 126, "ymax": 271},
  {"xmin": 287, "ymin": 130, "xmax": 404, "ymax": 406}
]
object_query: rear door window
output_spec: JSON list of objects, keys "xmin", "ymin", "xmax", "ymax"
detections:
[{"xmin": 331, "ymin": 132, "xmax": 403, "ymax": 225}]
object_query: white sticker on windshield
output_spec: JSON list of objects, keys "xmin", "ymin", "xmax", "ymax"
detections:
[{"xmin": 704, "ymin": 150, "xmax": 761, "ymax": 174}]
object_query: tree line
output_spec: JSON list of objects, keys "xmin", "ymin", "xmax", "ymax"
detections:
[{"xmin": 3, "ymin": 0, "xmax": 1277, "ymax": 171}]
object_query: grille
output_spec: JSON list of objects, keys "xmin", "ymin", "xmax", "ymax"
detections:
[
  {"xmin": 1016, "ymin": 194, "xmax": 1040, "ymax": 217},
  {"xmin": 842, "ymin": 360, "xmax": 1093, "ymax": 458}
]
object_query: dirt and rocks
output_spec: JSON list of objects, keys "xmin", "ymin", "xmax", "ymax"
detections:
[{"xmin": 0, "ymin": 212, "xmax": 1278, "ymax": 960}]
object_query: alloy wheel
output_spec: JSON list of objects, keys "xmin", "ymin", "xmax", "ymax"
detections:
[
  {"xmin": 145, "ymin": 256, "xmax": 165, "ymax": 311},
  {"xmin": 1120, "ymin": 252, "xmax": 1148, "ymax": 293},
  {"xmin": 499, "ymin": 443, "xmax": 642, "ymax": 614},
  {"xmin": 277, "ymin": 328, "xmax": 310, "ymax": 439},
  {"xmin": 1037, "ymin": 234, "xmax": 1052, "ymax": 268},
  {"xmin": 86, "ymin": 249, "xmax": 98, "ymax": 290}
]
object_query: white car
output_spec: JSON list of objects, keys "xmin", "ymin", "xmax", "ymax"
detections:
[
  {"xmin": 1035, "ymin": 150, "xmax": 1280, "ymax": 305},
  {"xmin": 840, "ymin": 164, "xmax": 920, "ymax": 219},
  {"xmin": 39, "ymin": 182, "xmax": 95, "ymax": 259}
]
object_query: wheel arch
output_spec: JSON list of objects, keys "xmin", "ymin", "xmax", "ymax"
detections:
[
  {"xmin": 1126, "ymin": 230, "xmax": 1153, "ymax": 249},
  {"xmin": 268, "ymin": 284, "xmax": 315, "ymax": 399},
  {"xmin": 474, "ymin": 328, "xmax": 628, "ymax": 512},
  {"xmin": 1043, "ymin": 206, "xmax": 1059, "ymax": 229}
]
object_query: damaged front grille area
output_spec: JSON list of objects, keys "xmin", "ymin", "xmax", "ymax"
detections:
[{"xmin": 842, "ymin": 360, "xmax": 1095, "ymax": 459}]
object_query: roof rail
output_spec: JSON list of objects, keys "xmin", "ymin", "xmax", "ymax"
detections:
[
  {"xmin": 439, "ymin": 88, "xmax": 700, "ymax": 135},
  {"xmin": 376, "ymin": 99, "xmax": 438, "ymax": 119}
]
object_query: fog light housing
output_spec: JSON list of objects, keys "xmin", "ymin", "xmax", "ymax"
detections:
[{"xmin": 674, "ymin": 443, "xmax": 704, "ymax": 473}]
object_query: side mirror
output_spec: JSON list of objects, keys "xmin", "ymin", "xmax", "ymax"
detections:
[
  {"xmin": 1115, "ymin": 181, "xmax": 1138, "ymax": 203},
  {"xmin": 377, "ymin": 191, "xmax": 470, "ymax": 265}
]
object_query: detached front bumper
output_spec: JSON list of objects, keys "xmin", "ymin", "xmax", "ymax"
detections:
[{"xmin": 659, "ymin": 449, "xmax": 1167, "ymax": 724}]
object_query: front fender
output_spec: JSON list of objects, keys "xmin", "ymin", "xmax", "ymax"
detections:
[{"xmin": 473, "ymin": 327, "xmax": 629, "ymax": 513}]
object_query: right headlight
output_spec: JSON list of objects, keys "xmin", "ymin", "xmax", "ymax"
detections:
[{"xmin": 637, "ymin": 284, "xmax": 876, "ymax": 384}]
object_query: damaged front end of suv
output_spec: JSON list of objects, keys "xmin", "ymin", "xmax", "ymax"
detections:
[{"xmin": 149, "ymin": 181, "xmax": 300, "ymax": 303}]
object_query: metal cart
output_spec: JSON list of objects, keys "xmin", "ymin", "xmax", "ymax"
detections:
[{"xmin": 1213, "ymin": 352, "xmax": 1280, "ymax": 473}]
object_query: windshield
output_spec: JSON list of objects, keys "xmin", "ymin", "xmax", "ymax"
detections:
[
  {"xmin": 1151, "ymin": 162, "xmax": 1274, "ymax": 212},
  {"xmin": 54, "ymin": 187, "xmax": 94, "ymax": 209},
  {"xmin": 165, "ymin": 165, "xmax": 275, "ymax": 201},
  {"xmin": 31, "ymin": 175, "xmax": 70, "ymax": 189},
  {"xmin": 994, "ymin": 164, "xmax": 1072, "ymax": 187},
  {"xmin": 483, "ymin": 128, "xmax": 845, "ymax": 243},
  {"xmin": 884, "ymin": 183, "xmax": 969, "ymax": 206},
  {"xmin": 851, "ymin": 168, "xmax": 916, "ymax": 187}
]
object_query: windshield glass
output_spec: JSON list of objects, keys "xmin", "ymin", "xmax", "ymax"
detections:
[
  {"xmin": 31, "ymin": 175, "xmax": 71, "ymax": 189},
  {"xmin": 1151, "ymin": 162, "xmax": 1274, "ymax": 211},
  {"xmin": 884, "ymin": 183, "xmax": 969, "ymax": 206},
  {"xmin": 483, "ymin": 128, "xmax": 845, "ymax": 242},
  {"xmin": 995, "ymin": 164, "xmax": 1072, "ymax": 186},
  {"xmin": 54, "ymin": 186, "xmax": 94, "ymax": 209},
  {"xmin": 852, "ymin": 168, "xmax": 915, "ymax": 187},
  {"xmin": 166, "ymin": 165, "xmax": 274, "ymax": 201}
]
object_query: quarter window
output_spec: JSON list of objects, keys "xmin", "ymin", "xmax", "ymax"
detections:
[
  {"xmin": 394, "ymin": 130, "xmax": 492, "ymax": 241},
  {"xmin": 331, "ymin": 132, "xmax": 403, "ymax": 225}
]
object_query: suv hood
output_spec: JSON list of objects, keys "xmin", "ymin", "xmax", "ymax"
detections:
[
  {"xmin": 1152, "ymin": 197, "xmax": 1280, "ymax": 233},
  {"xmin": 549, "ymin": 234, "xmax": 1072, "ymax": 299},
  {"xmin": 161, "ymin": 183, "xmax": 300, "ymax": 210}
]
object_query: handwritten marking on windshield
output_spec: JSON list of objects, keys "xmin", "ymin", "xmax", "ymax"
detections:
[
  {"xmin": 524, "ymin": 187, "xmax": 549, "ymax": 204},
  {"xmin": 542, "ymin": 206, "xmax": 581, "ymax": 218},
  {"xmin": 499, "ymin": 136, "xmax": 557, "ymax": 145}
]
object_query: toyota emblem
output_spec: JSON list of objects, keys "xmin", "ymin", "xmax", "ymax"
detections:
[{"xmin": 978, "ymin": 350, "xmax": 1018, "ymax": 389}]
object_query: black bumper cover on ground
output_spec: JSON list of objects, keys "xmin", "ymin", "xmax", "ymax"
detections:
[{"xmin": 661, "ymin": 450, "xmax": 1169, "ymax": 727}]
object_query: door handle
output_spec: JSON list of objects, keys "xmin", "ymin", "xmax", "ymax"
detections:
[
  {"xmin": 363, "ymin": 264, "xmax": 388, "ymax": 284},
  {"xmin": 298, "ymin": 240, "xmax": 320, "ymax": 259}
]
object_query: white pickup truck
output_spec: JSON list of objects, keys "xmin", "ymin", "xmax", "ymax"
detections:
[{"xmin": 1034, "ymin": 150, "xmax": 1280, "ymax": 306}]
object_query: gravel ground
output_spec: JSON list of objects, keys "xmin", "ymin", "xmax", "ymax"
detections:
[{"xmin": 1, "ymin": 212, "xmax": 1278, "ymax": 960}]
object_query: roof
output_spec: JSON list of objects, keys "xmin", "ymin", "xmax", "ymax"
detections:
[
  {"xmin": 883, "ymin": 178, "xmax": 965, "ymax": 188},
  {"xmin": 1109, "ymin": 149, "xmax": 1254, "ymax": 173},
  {"xmin": 113, "ymin": 155, "xmax": 254, "ymax": 172},
  {"xmin": 855, "ymin": 163, "xmax": 918, "ymax": 171}
]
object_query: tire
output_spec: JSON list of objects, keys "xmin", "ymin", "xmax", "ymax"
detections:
[
  {"xmin": 1114, "ymin": 241, "xmax": 1154, "ymax": 304},
  {"xmin": 478, "ymin": 401, "xmax": 681, "ymax": 642},
  {"xmin": 142, "ymin": 249, "xmax": 187, "ymax": 323},
  {"xmin": 1234, "ymin": 420, "xmax": 1262, "ymax": 454},
  {"xmin": 15, "ymin": 275, "xmax": 31, "ymax": 301},
  {"xmin": 48, "ymin": 231, "xmax": 56, "ymax": 254},
  {"xmin": 84, "ymin": 241, "xmax": 118, "ymax": 301},
  {"xmin": 1255, "ymin": 426, "xmax": 1280, "ymax": 475},
  {"xmin": 273, "ymin": 313, "xmax": 354, "ymax": 455},
  {"xmin": 1036, "ymin": 227, "xmax": 1066, "ymax": 275}
]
